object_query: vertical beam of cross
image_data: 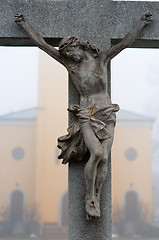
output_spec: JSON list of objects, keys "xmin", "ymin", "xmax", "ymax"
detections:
[{"xmin": 1, "ymin": 1, "xmax": 159, "ymax": 239}]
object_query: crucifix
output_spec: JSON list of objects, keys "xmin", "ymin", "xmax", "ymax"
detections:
[
  {"xmin": 14, "ymin": 11, "xmax": 152, "ymax": 222},
  {"xmin": 1, "ymin": 0, "xmax": 159, "ymax": 239}
]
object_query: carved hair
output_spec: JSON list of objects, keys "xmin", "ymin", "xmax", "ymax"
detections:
[
  {"xmin": 59, "ymin": 36, "xmax": 100, "ymax": 57},
  {"xmin": 59, "ymin": 36, "xmax": 78, "ymax": 50}
]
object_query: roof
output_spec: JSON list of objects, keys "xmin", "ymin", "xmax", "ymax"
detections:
[
  {"xmin": 0, "ymin": 108, "xmax": 154, "ymax": 124},
  {"xmin": 117, "ymin": 109, "xmax": 154, "ymax": 124},
  {"xmin": 0, "ymin": 107, "xmax": 45, "ymax": 121}
]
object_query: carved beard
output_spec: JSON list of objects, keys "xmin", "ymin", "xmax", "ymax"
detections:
[{"xmin": 67, "ymin": 52, "xmax": 82, "ymax": 62}]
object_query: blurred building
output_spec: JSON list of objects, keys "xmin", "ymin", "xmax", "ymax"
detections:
[
  {"xmin": 0, "ymin": 50, "xmax": 68, "ymax": 236},
  {"xmin": 0, "ymin": 50, "xmax": 154, "ymax": 236},
  {"xmin": 112, "ymin": 110, "xmax": 153, "ymax": 235},
  {"xmin": 0, "ymin": 108, "xmax": 37, "ymax": 234}
]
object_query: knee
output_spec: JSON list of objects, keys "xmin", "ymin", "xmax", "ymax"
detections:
[
  {"xmin": 92, "ymin": 146, "xmax": 103, "ymax": 162},
  {"xmin": 101, "ymin": 153, "xmax": 110, "ymax": 165}
]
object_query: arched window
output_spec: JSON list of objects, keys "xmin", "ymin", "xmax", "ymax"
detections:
[
  {"xmin": 124, "ymin": 190, "xmax": 140, "ymax": 222},
  {"xmin": 9, "ymin": 190, "xmax": 25, "ymax": 223}
]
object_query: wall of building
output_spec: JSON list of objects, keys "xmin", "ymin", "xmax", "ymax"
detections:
[
  {"xmin": 0, "ymin": 122, "xmax": 36, "ymax": 221},
  {"xmin": 112, "ymin": 123, "xmax": 153, "ymax": 221},
  {"xmin": 35, "ymin": 50, "xmax": 68, "ymax": 223}
]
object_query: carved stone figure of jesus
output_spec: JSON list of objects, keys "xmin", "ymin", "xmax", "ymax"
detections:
[{"xmin": 15, "ymin": 12, "xmax": 152, "ymax": 219}]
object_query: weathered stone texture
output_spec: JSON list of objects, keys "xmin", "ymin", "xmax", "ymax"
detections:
[{"xmin": 1, "ymin": 0, "xmax": 159, "ymax": 48}]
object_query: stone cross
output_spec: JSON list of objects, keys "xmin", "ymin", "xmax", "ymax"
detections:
[{"xmin": 1, "ymin": 0, "xmax": 159, "ymax": 239}]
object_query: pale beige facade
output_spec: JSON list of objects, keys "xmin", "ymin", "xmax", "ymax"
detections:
[{"xmin": 35, "ymin": 50, "xmax": 68, "ymax": 223}]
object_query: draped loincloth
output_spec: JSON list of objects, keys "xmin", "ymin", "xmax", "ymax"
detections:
[{"xmin": 57, "ymin": 104, "xmax": 119, "ymax": 164}]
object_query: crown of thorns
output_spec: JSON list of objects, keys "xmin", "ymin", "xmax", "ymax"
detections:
[
  {"xmin": 59, "ymin": 36, "xmax": 78, "ymax": 50},
  {"xmin": 59, "ymin": 36, "xmax": 100, "ymax": 54}
]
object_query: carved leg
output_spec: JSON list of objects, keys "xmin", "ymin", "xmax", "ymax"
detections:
[
  {"xmin": 95, "ymin": 124, "xmax": 114, "ymax": 209},
  {"xmin": 95, "ymin": 157, "xmax": 108, "ymax": 205},
  {"xmin": 80, "ymin": 122, "xmax": 103, "ymax": 219}
]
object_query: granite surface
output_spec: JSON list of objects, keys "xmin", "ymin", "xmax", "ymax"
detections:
[{"xmin": 1, "ymin": 0, "xmax": 159, "ymax": 48}]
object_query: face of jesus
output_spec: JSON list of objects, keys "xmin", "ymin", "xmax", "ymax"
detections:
[
  {"xmin": 62, "ymin": 43, "xmax": 85, "ymax": 61},
  {"xmin": 61, "ymin": 40, "xmax": 94, "ymax": 62}
]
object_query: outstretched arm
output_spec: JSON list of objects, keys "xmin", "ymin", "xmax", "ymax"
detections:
[
  {"xmin": 15, "ymin": 14, "xmax": 63, "ymax": 65},
  {"xmin": 101, "ymin": 12, "xmax": 152, "ymax": 62}
]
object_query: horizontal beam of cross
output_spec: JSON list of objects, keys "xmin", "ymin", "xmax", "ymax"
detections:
[{"xmin": 1, "ymin": 0, "xmax": 159, "ymax": 49}]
